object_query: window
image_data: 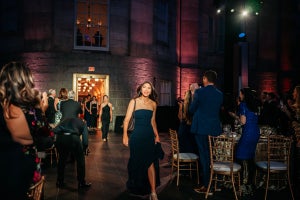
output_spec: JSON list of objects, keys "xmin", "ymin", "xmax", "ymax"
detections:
[
  {"xmin": 154, "ymin": 1, "xmax": 169, "ymax": 44},
  {"xmin": 159, "ymin": 80, "xmax": 171, "ymax": 106},
  {"xmin": 74, "ymin": 0, "xmax": 109, "ymax": 51}
]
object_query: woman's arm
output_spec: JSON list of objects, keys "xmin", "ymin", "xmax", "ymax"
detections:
[
  {"xmin": 122, "ymin": 99, "xmax": 135, "ymax": 146},
  {"xmin": 151, "ymin": 102, "xmax": 160, "ymax": 143},
  {"xmin": 109, "ymin": 103, "xmax": 113, "ymax": 122},
  {"xmin": 4, "ymin": 104, "xmax": 33, "ymax": 145},
  {"xmin": 40, "ymin": 91, "xmax": 48, "ymax": 113},
  {"xmin": 99, "ymin": 103, "xmax": 103, "ymax": 122},
  {"xmin": 177, "ymin": 102, "xmax": 183, "ymax": 121},
  {"xmin": 228, "ymin": 111, "xmax": 245, "ymax": 125},
  {"xmin": 54, "ymin": 97, "xmax": 59, "ymax": 111}
]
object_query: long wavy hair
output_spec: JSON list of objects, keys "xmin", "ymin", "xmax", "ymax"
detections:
[
  {"xmin": 0, "ymin": 61, "xmax": 40, "ymax": 112},
  {"xmin": 135, "ymin": 81, "xmax": 158, "ymax": 103}
]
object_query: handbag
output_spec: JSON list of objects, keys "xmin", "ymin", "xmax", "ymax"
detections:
[{"xmin": 122, "ymin": 99, "xmax": 136, "ymax": 132}]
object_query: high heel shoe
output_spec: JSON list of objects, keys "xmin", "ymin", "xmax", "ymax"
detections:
[{"xmin": 149, "ymin": 192, "xmax": 158, "ymax": 200}]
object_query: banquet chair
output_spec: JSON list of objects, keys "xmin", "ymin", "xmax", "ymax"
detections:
[
  {"xmin": 255, "ymin": 135, "xmax": 294, "ymax": 200},
  {"xmin": 169, "ymin": 129, "xmax": 199, "ymax": 186},
  {"xmin": 27, "ymin": 176, "xmax": 45, "ymax": 200},
  {"xmin": 42, "ymin": 145, "xmax": 58, "ymax": 167},
  {"xmin": 206, "ymin": 135, "xmax": 241, "ymax": 200}
]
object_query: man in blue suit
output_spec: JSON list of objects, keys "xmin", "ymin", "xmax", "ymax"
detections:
[{"xmin": 189, "ymin": 70, "xmax": 223, "ymax": 193}]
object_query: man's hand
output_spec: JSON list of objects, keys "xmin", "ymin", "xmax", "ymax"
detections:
[{"xmin": 83, "ymin": 145, "xmax": 89, "ymax": 156}]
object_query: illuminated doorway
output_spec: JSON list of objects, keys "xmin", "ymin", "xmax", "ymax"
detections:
[{"xmin": 72, "ymin": 73, "xmax": 109, "ymax": 102}]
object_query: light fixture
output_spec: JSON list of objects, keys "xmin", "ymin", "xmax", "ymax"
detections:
[
  {"xmin": 76, "ymin": 0, "xmax": 102, "ymax": 29},
  {"xmin": 241, "ymin": 10, "xmax": 248, "ymax": 17}
]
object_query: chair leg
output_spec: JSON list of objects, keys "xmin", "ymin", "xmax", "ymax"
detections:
[
  {"xmin": 264, "ymin": 172, "xmax": 270, "ymax": 200},
  {"xmin": 231, "ymin": 174, "xmax": 239, "ymax": 200},
  {"xmin": 237, "ymin": 172, "xmax": 241, "ymax": 197},
  {"xmin": 54, "ymin": 147, "xmax": 58, "ymax": 164},
  {"xmin": 287, "ymin": 171, "xmax": 295, "ymax": 200},
  {"xmin": 205, "ymin": 172, "xmax": 214, "ymax": 199},
  {"xmin": 177, "ymin": 166, "xmax": 180, "ymax": 186},
  {"xmin": 196, "ymin": 161, "xmax": 199, "ymax": 184}
]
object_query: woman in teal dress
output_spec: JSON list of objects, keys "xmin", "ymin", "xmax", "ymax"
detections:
[{"xmin": 123, "ymin": 81, "xmax": 160, "ymax": 200}]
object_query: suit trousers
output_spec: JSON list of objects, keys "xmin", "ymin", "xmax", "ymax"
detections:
[
  {"xmin": 56, "ymin": 134, "xmax": 85, "ymax": 183},
  {"xmin": 194, "ymin": 134, "xmax": 210, "ymax": 187}
]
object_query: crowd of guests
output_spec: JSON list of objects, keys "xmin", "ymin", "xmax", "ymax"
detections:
[
  {"xmin": 176, "ymin": 70, "xmax": 300, "ymax": 197},
  {"xmin": 1, "ymin": 60, "xmax": 299, "ymax": 199},
  {"xmin": 0, "ymin": 61, "xmax": 116, "ymax": 198}
]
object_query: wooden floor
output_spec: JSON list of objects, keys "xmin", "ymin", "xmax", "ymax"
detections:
[{"xmin": 41, "ymin": 130, "xmax": 300, "ymax": 200}]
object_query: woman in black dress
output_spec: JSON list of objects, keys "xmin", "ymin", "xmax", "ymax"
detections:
[
  {"xmin": 123, "ymin": 81, "xmax": 160, "ymax": 200},
  {"xmin": 90, "ymin": 95, "xmax": 99, "ymax": 130},
  {"xmin": 0, "ymin": 61, "xmax": 42, "ymax": 199},
  {"xmin": 99, "ymin": 95, "xmax": 112, "ymax": 141}
]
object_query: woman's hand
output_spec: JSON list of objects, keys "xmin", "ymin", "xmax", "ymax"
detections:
[
  {"xmin": 155, "ymin": 135, "xmax": 160, "ymax": 143},
  {"xmin": 123, "ymin": 135, "xmax": 129, "ymax": 147}
]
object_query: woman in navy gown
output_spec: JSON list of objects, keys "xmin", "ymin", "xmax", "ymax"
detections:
[
  {"xmin": 123, "ymin": 81, "xmax": 160, "ymax": 200},
  {"xmin": 232, "ymin": 87, "xmax": 260, "ymax": 195}
]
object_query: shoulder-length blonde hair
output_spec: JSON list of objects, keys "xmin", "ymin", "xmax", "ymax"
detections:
[{"xmin": 0, "ymin": 61, "xmax": 40, "ymax": 111}]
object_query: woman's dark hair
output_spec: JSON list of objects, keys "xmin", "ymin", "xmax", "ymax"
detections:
[
  {"xmin": 58, "ymin": 88, "xmax": 68, "ymax": 100},
  {"xmin": 0, "ymin": 61, "xmax": 40, "ymax": 111},
  {"xmin": 136, "ymin": 81, "xmax": 158, "ymax": 103},
  {"xmin": 240, "ymin": 87, "xmax": 260, "ymax": 113}
]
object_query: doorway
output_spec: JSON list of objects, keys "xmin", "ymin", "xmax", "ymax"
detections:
[{"xmin": 72, "ymin": 73, "xmax": 109, "ymax": 103}]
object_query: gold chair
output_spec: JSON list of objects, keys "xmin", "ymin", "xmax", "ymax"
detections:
[
  {"xmin": 169, "ymin": 129, "xmax": 199, "ymax": 186},
  {"xmin": 44, "ymin": 145, "xmax": 58, "ymax": 167},
  {"xmin": 206, "ymin": 135, "xmax": 241, "ymax": 200},
  {"xmin": 27, "ymin": 176, "xmax": 45, "ymax": 200},
  {"xmin": 255, "ymin": 135, "xmax": 294, "ymax": 200}
]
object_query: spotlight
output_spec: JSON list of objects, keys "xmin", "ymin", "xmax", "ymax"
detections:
[{"xmin": 239, "ymin": 33, "xmax": 246, "ymax": 38}]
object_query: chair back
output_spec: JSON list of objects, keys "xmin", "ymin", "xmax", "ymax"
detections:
[
  {"xmin": 27, "ymin": 176, "xmax": 45, "ymax": 200},
  {"xmin": 209, "ymin": 135, "xmax": 235, "ymax": 163},
  {"xmin": 168, "ymin": 128, "xmax": 200, "ymax": 186},
  {"xmin": 169, "ymin": 129, "xmax": 180, "ymax": 160},
  {"xmin": 267, "ymin": 135, "xmax": 292, "ymax": 167}
]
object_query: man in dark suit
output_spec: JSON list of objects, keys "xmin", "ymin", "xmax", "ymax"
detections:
[
  {"xmin": 53, "ymin": 117, "xmax": 91, "ymax": 189},
  {"xmin": 60, "ymin": 90, "xmax": 83, "ymax": 120},
  {"xmin": 189, "ymin": 70, "xmax": 223, "ymax": 193}
]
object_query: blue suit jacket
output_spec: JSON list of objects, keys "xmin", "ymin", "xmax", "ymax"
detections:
[{"xmin": 189, "ymin": 85, "xmax": 223, "ymax": 136}]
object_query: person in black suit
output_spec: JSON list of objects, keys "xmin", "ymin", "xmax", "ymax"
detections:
[
  {"xmin": 53, "ymin": 117, "xmax": 91, "ymax": 189},
  {"xmin": 60, "ymin": 90, "xmax": 83, "ymax": 120},
  {"xmin": 189, "ymin": 70, "xmax": 223, "ymax": 193}
]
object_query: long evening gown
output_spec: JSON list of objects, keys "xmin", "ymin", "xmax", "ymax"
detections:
[
  {"xmin": 126, "ymin": 109, "xmax": 160, "ymax": 195},
  {"xmin": 101, "ymin": 104, "xmax": 110, "ymax": 140}
]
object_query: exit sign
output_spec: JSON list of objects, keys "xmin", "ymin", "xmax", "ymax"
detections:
[{"xmin": 88, "ymin": 66, "xmax": 95, "ymax": 72}]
